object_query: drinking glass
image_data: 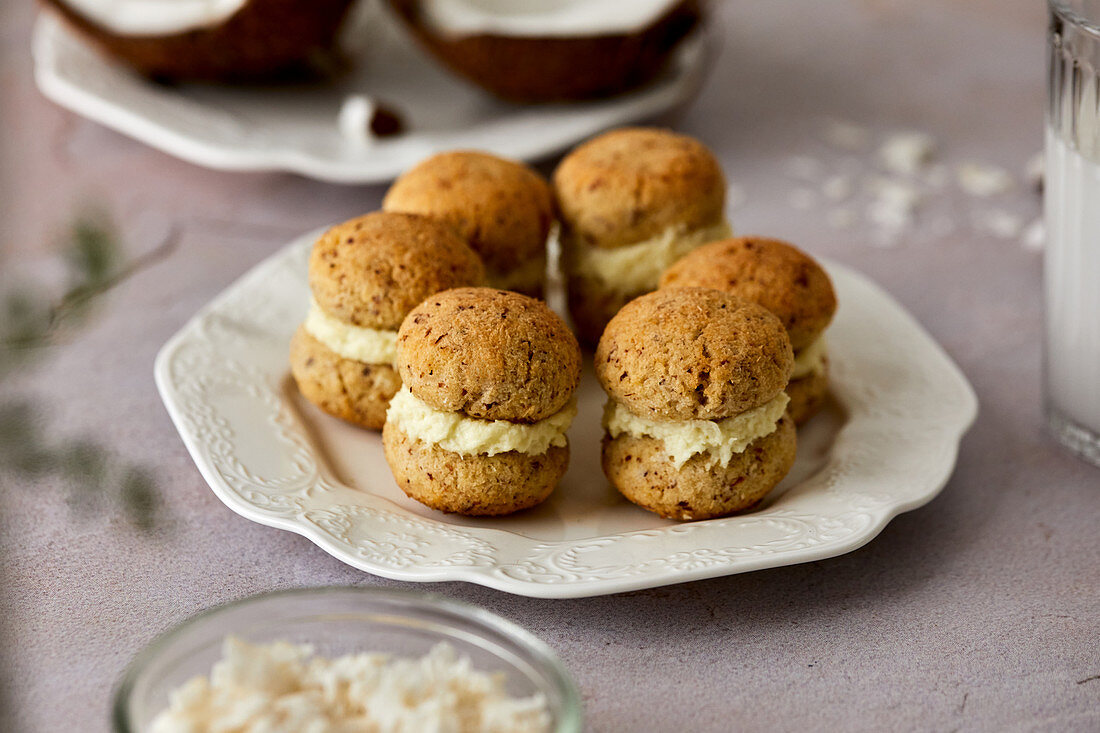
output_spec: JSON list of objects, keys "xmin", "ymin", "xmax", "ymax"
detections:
[{"xmin": 1045, "ymin": 0, "xmax": 1100, "ymax": 466}]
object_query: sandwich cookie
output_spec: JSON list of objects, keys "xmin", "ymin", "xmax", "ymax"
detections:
[
  {"xmin": 553, "ymin": 127, "xmax": 731, "ymax": 344},
  {"xmin": 661, "ymin": 236, "xmax": 837, "ymax": 424},
  {"xmin": 595, "ymin": 287, "xmax": 796, "ymax": 521},
  {"xmin": 383, "ymin": 288, "xmax": 581, "ymax": 516},
  {"xmin": 383, "ymin": 151, "xmax": 554, "ymax": 298},
  {"xmin": 290, "ymin": 212, "xmax": 485, "ymax": 430}
]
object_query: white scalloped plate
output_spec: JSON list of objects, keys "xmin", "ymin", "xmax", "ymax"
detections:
[
  {"xmin": 155, "ymin": 229, "xmax": 977, "ymax": 598},
  {"xmin": 32, "ymin": 7, "xmax": 708, "ymax": 184}
]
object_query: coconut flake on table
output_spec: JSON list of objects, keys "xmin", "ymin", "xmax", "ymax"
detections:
[
  {"xmin": 338, "ymin": 94, "xmax": 377, "ymax": 146},
  {"xmin": 956, "ymin": 162, "xmax": 1014, "ymax": 196},
  {"xmin": 865, "ymin": 177, "xmax": 923, "ymax": 237},
  {"xmin": 1021, "ymin": 218, "xmax": 1045, "ymax": 251},
  {"xmin": 418, "ymin": 0, "xmax": 683, "ymax": 37},
  {"xmin": 879, "ymin": 132, "xmax": 937, "ymax": 176},
  {"xmin": 60, "ymin": 0, "xmax": 248, "ymax": 36}
]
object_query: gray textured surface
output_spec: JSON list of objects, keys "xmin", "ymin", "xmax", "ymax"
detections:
[{"xmin": 3, "ymin": 1, "xmax": 1100, "ymax": 731}]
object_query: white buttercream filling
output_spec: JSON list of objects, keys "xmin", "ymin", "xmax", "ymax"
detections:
[
  {"xmin": 61, "ymin": 0, "xmax": 247, "ymax": 36},
  {"xmin": 604, "ymin": 392, "xmax": 790, "ymax": 469},
  {"xmin": 419, "ymin": 0, "xmax": 681, "ymax": 38},
  {"xmin": 304, "ymin": 301, "xmax": 397, "ymax": 365},
  {"xmin": 791, "ymin": 337, "xmax": 828, "ymax": 380},
  {"xmin": 567, "ymin": 221, "xmax": 733, "ymax": 294},
  {"xmin": 387, "ymin": 386, "xmax": 576, "ymax": 457}
]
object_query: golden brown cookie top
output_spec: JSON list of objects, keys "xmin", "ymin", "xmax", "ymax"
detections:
[
  {"xmin": 308, "ymin": 212, "xmax": 486, "ymax": 330},
  {"xmin": 595, "ymin": 287, "xmax": 793, "ymax": 421},
  {"xmin": 552, "ymin": 127, "xmax": 726, "ymax": 249},
  {"xmin": 660, "ymin": 236, "xmax": 837, "ymax": 351},
  {"xmin": 382, "ymin": 151, "xmax": 554, "ymax": 275},
  {"xmin": 396, "ymin": 287, "xmax": 581, "ymax": 422}
]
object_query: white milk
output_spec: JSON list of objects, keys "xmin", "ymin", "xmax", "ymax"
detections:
[{"xmin": 1043, "ymin": 126, "xmax": 1100, "ymax": 439}]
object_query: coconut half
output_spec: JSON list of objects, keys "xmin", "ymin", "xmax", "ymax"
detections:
[
  {"xmin": 419, "ymin": 0, "xmax": 688, "ymax": 38},
  {"xmin": 42, "ymin": 0, "xmax": 358, "ymax": 82},
  {"xmin": 388, "ymin": 0, "xmax": 702, "ymax": 102}
]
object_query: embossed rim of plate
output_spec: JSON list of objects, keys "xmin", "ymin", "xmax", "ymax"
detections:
[
  {"xmin": 31, "ymin": 12, "xmax": 710, "ymax": 184},
  {"xmin": 154, "ymin": 229, "xmax": 977, "ymax": 599}
]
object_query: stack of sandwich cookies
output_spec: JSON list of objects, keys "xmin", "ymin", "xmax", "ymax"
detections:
[
  {"xmin": 290, "ymin": 213, "xmax": 485, "ymax": 430},
  {"xmin": 660, "ymin": 236, "xmax": 837, "ymax": 424},
  {"xmin": 595, "ymin": 287, "xmax": 797, "ymax": 521},
  {"xmin": 553, "ymin": 127, "xmax": 731, "ymax": 345},
  {"xmin": 383, "ymin": 151, "xmax": 554, "ymax": 298},
  {"xmin": 383, "ymin": 288, "xmax": 581, "ymax": 516}
]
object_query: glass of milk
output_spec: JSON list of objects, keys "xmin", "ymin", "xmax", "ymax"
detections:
[{"xmin": 1046, "ymin": 0, "xmax": 1100, "ymax": 467}]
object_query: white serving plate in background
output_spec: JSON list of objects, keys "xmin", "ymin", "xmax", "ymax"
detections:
[
  {"xmin": 154, "ymin": 228, "xmax": 977, "ymax": 598},
  {"xmin": 32, "ymin": 6, "xmax": 709, "ymax": 184}
]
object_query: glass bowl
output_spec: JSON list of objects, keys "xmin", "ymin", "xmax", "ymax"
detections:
[{"xmin": 112, "ymin": 586, "xmax": 582, "ymax": 732}]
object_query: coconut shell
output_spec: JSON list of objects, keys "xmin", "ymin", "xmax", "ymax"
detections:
[
  {"xmin": 387, "ymin": 0, "xmax": 702, "ymax": 103},
  {"xmin": 41, "ymin": 0, "xmax": 356, "ymax": 83}
]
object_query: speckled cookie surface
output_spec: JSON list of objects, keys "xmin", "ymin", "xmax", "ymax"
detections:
[
  {"xmin": 660, "ymin": 236, "xmax": 837, "ymax": 351},
  {"xmin": 289, "ymin": 326, "xmax": 401, "ymax": 430},
  {"xmin": 786, "ymin": 358, "xmax": 830, "ymax": 425},
  {"xmin": 396, "ymin": 288, "xmax": 581, "ymax": 422},
  {"xmin": 308, "ymin": 212, "xmax": 486, "ymax": 331},
  {"xmin": 382, "ymin": 151, "xmax": 553, "ymax": 279},
  {"xmin": 602, "ymin": 414, "xmax": 797, "ymax": 521},
  {"xmin": 595, "ymin": 287, "xmax": 793, "ymax": 421},
  {"xmin": 383, "ymin": 423, "xmax": 567, "ymax": 516},
  {"xmin": 553, "ymin": 127, "xmax": 726, "ymax": 249}
]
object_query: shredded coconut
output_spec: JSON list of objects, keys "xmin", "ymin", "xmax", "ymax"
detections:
[
  {"xmin": 879, "ymin": 132, "xmax": 937, "ymax": 176},
  {"xmin": 866, "ymin": 177, "xmax": 923, "ymax": 235},
  {"xmin": 956, "ymin": 162, "xmax": 1013, "ymax": 196},
  {"xmin": 150, "ymin": 638, "xmax": 552, "ymax": 733},
  {"xmin": 1021, "ymin": 218, "xmax": 1045, "ymax": 251}
]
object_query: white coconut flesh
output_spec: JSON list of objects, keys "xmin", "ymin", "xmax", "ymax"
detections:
[
  {"xmin": 60, "ymin": 0, "xmax": 250, "ymax": 36},
  {"xmin": 419, "ymin": 0, "xmax": 682, "ymax": 38}
]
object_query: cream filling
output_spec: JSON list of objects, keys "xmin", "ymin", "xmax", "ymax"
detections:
[
  {"xmin": 387, "ymin": 386, "xmax": 576, "ymax": 457},
  {"xmin": 419, "ymin": 0, "xmax": 681, "ymax": 38},
  {"xmin": 566, "ymin": 221, "xmax": 733, "ymax": 294},
  {"xmin": 603, "ymin": 392, "xmax": 790, "ymax": 470},
  {"xmin": 791, "ymin": 337, "xmax": 828, "ymax": 380},
  {"xmin": 304, "ymin": 301, "xmax": 397, "ymax": 365},
  {"xmin": 61, "ymin": 0, "xmax": 248, "ymax": 36},
  {"xmin": 488, "ymin": 255, "xmax": 547, "ymax": 293}
]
